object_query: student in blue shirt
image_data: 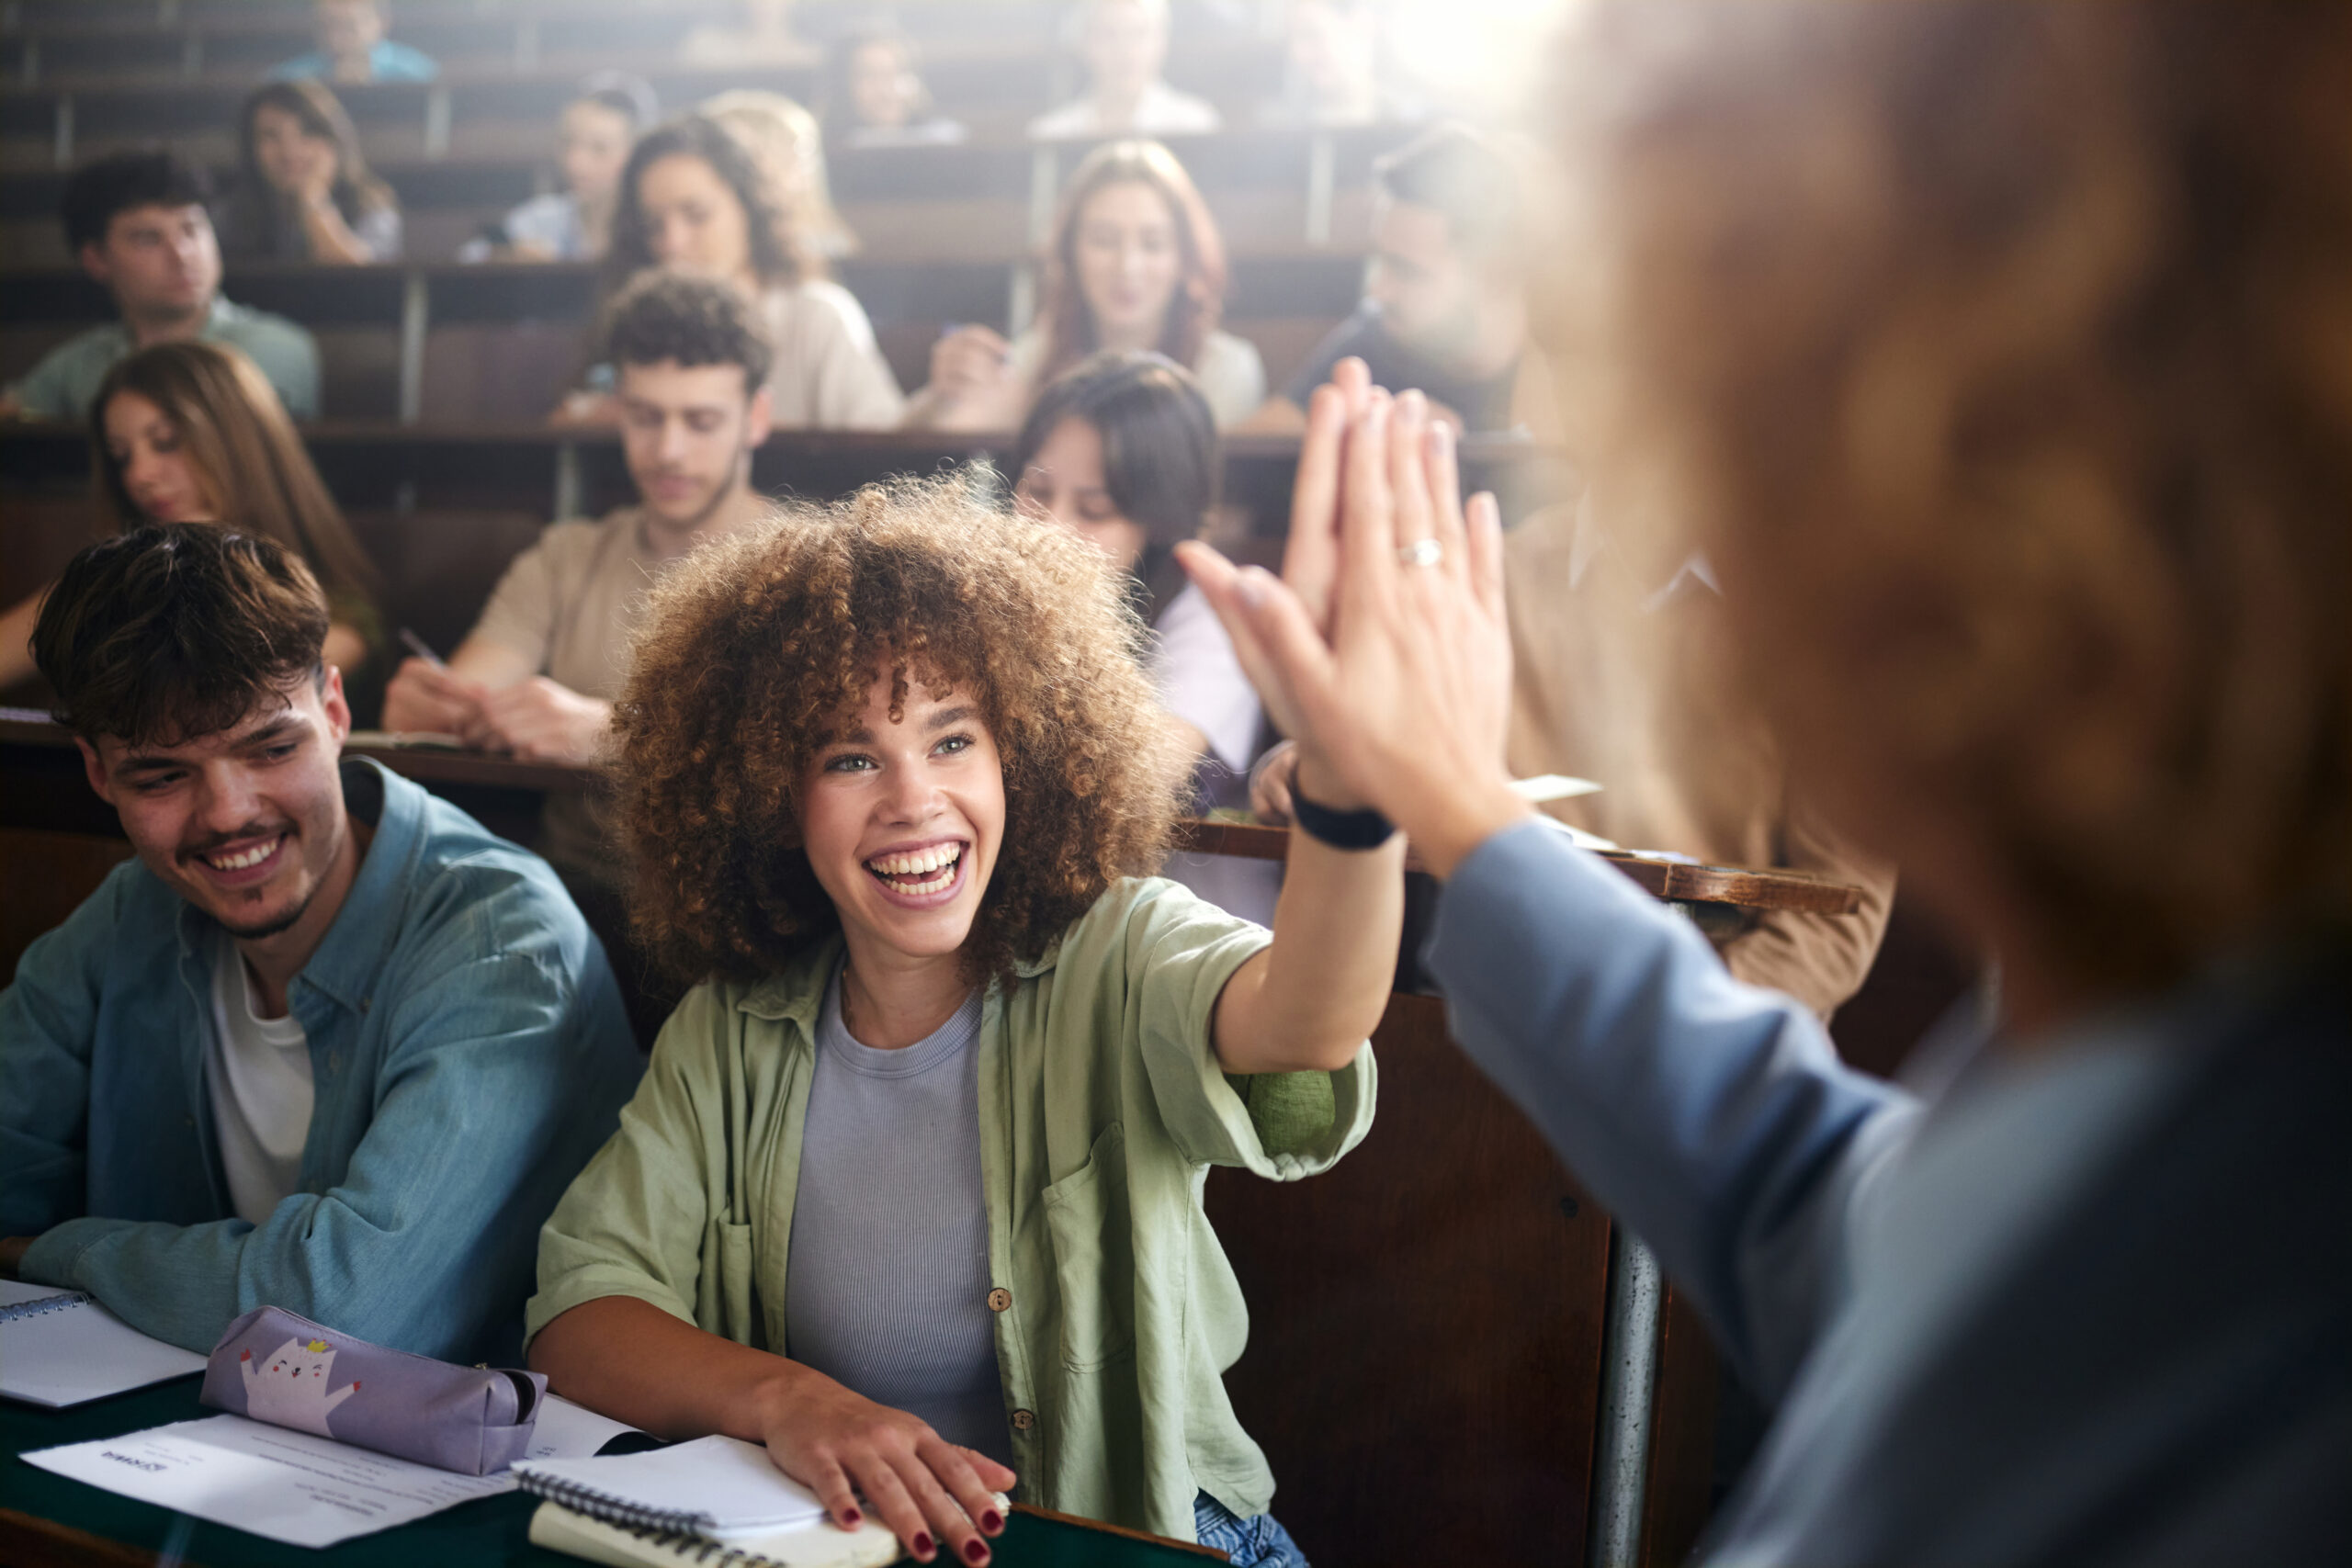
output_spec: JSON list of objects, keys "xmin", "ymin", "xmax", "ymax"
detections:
[
  {"xmin": 270, "ymin": 0, "xmax": 438, "ymax": 85},
  {"xmin": 0, "ymin": 525, "xmax": 641, "ymax": 1364},
  {"xmin": 0, "ymin": 151, "xmax": 317, "ymax": 423}
]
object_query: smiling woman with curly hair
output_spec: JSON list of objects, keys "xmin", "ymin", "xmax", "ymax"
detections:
[{"xmin": 526, "ymin": 476, "xmax": 1399, "ymax": 1568}]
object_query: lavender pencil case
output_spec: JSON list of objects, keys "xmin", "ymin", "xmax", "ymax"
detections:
[{"xmin": 201, "ymin": 1305, "xmax": 548, "ymax": 1476}]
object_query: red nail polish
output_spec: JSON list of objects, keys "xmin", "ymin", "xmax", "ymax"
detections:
[
  {"xmin": 965, "ymin": 1540, "xmax": 989, "ymax": 1563},
  {"xmin": 913, "ymin": 1532, "xmax": 934, "ymax": 1556},
  {"xmin": 842, "ymin": 1510, "xmax": 861, "ymax": 1528},
  {"xmin": 981, "ymin": 1509, "xmax": 1002, "ymax": 1532}
]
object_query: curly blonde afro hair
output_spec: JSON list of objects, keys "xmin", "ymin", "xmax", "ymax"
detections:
[{"xmin": 613, "ymin": 475, "xmax": 1196, "ymax": 988}]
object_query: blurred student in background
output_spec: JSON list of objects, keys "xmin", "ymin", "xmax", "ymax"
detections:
[
  {"xmin": 384, "ymin": 275, "xmax": 775, "ymax": 1041},
  {"xmin": 271, "ymin": 0, "xmax": 438, "ymax": 85},
  {"xmin": 1244, "ymin": 122, "xmax": 1539, "ymax": 435},
  {"xmin": 219, "ymin": 81, "xmax": 403, "ymax": 265},
  {"xmin": 1012, "ymin": 351, "xmax": 1279, "ymax": 923},
  {"xmin": 461, "ymin": 73, "xmax": 656, "ymax": 265},
  {"xmin": 1264, "ymin": 0, "xmax": 1418, "ymax": 128},
  {"xmin": 586, "ymin": 115, "xmax": 899, "ymax": 429},
  {"xmin": 677, "ymin": 0, "xmax": 814, "ymax": 69},
  {"xmin": 822, "ymin": 23, "xmax": 967, "ymax": 149},
  {"xmin": 1012, "ymin": 352, "xmax": 1259, "ymax": 786},
  {"xmin": 700, "ymin": 89, "xmax": 857, "ymax": 265},
  {"xmin": 0, "ymin": 342, "xmax": 380, "ymax": 696},
  {"xmin": 2, "ymin": 151, "xmax": 317, "ymax": 423},
  {"xmin": 1031, "ymin": 0, "xmax": 1220, "ymax": 141},
  {"xmin": 907, "ymin": 141, "xmax": 1261, "ymax": 431}
]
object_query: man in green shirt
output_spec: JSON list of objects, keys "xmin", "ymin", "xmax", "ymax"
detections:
[{"xmin": 1, "ymin": 152, "xmax": 320, "ymax": 423}]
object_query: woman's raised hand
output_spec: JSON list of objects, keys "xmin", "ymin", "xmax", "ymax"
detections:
[
  {"xmin": 756, "ymin": 1365, "xmax": 1014, "ymax": 1565},
  {"xmin": 1177, "ymin": 366, "xmax": 1530, "ymax": 876}
]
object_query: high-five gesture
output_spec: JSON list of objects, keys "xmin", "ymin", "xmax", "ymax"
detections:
[{"xmin": 1177, "ymin": 361, "xmax": 1530, "ymax": 875}]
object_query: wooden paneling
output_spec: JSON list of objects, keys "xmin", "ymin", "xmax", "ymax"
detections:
[
  {"xmin": 1206, "ymin": 994, "xmax": 1611, "ymax": 1567},
  {"xmin": 0, "ymin": 828, "xmax": 131, "ymax": 986}
]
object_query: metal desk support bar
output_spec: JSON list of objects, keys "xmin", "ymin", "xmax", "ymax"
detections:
[
  {"xmin": 1589, "ymin": 897, "xmax": 1696, "ymax": 1568},
  {"xmin": 1589, "ymin": 1228, "xmax": 1665, "ymax": 1568}
]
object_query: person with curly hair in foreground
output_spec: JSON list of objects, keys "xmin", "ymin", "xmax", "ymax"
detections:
[{"xmin": 525, "ymin": 477, "xmax": 1403, "ymax": 1568}]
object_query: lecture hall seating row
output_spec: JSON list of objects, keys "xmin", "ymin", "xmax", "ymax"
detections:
[
  {"xmin": 0, "ymin": 249, "xmax": 1373, "ymax": 422},
  {"xmin": 1, "ymin": 121, "xmax": 1409, "ymax": 268},
  {"xmin": 0, "ymin": 0, "xmax": 1170, "ymax": 86}
]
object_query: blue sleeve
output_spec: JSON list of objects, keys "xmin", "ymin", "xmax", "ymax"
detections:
[
  {"xmin": 0, "ymin": 871, "xmax": 130, "ymax": 1235},
  {"xmin": 22, "ymin": 876, "xmax": 642, "ymax": 1362},
  {"xmin": 1423, "ymin": 818, "xmax": 1918, "ymax": 1400}
]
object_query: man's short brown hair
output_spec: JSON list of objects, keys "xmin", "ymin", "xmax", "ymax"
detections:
[
  {"xmin": 34, "ymin": 524, "xmax": 330, "ymax": 747},
  {"xmin": 599, "ymin": 270, "xmax": 775, "ymax": 395}
]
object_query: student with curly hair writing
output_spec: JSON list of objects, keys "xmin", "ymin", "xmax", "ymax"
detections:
[{"xmin": 525, "ymin": 477, "xmax": 1406, "ymax": 1567}]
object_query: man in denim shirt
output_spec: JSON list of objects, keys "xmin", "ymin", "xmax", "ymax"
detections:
[{"xmin": 0, "ymin": 525, "xmax": 640, "ymax": 1363}]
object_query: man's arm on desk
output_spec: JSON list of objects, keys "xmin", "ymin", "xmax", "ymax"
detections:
[{"xmin": 1425, "ymin": 817, "xmax": 1919, "ymax": 1403}]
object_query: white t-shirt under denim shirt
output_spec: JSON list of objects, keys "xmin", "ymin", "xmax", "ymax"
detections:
[{"xmin": 206, "ymin": 934, "xmax": 314, "ymax": 1227}]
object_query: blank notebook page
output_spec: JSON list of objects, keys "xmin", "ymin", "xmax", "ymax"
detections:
[{"xmin": 0, "ymin": 1280, "xmax": 209, "ymax": 1407}]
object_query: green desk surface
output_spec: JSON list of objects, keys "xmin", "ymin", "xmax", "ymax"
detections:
[{"xmin": 4, "ymin": 1379, "xmax": 1216, "ymax": 1567}]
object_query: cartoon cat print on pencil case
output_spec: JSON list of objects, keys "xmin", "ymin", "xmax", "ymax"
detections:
[{"xmin": 238, "ymin": 1337, "xmax": 362, "ymax": 1437}]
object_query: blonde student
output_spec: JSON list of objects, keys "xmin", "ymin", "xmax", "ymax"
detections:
[{"xmin": 526, "ymin": 479, "xmax": 1398, "ymax": 1566}]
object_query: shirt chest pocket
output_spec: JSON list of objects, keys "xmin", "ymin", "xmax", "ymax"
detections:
[{"xmin": 1042, "ymin": 1122, "xmax": 1137, "ymax": 1371}]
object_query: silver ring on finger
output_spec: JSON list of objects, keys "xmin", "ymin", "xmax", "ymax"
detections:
[{"xmin": 1396, "ymin": 537, "xmax": 1443, "ymax": 569}]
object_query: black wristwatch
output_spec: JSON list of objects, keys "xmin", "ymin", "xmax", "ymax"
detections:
[{"xmin": 1289, "ymin": 773, "xmax": 1395, "ymax": 850}]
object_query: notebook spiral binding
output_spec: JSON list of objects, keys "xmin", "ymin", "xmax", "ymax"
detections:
[
  {"xmin": 606, "ymin": 1517, "xmax": 801, "ymax": 1567},
  {"xmin": 516, "ymin": 1471, "xmax": 719, "ymax": 1539},
  {"xmin": 0, "ymin": 1291, "xmax": 93, "ymax": 1324}
]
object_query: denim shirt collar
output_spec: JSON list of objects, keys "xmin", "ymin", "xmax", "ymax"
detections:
[{"xmin": 171, "ymin": 757, "xmax": 424, "ymax": 1019}]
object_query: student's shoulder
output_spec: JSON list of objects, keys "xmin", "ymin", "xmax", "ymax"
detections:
[
  {"xmin": 1051, "ymin": 874, "xmax": 1267, "ymax": 976},
  {"xmin": 376, "ymin": 780, "xmax": 588, "ymax": 962},
  {"xmin": 11, "ymin": 323, "xmax": 121, "ymax": 408},
  {"xmin": 778, "ymin": 278, "xmax": 880, "ymax": 342}
]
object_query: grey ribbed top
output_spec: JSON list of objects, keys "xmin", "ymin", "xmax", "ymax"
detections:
[{"xmin": 784, "ymin": 966, "xmax": 1012, "ymax": 1465}]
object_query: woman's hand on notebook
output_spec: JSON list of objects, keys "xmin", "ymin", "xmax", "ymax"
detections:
[{"xmin": 755, "ymin": 1365, "xmax": 1015, "ymax": 1565}]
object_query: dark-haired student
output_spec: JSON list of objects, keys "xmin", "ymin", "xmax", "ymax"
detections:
[
  {"xmin": 1012, "ymin": 351, "xmax": 1279, "ymax": 925},
  {"xmin": 1012, "ymin": 352, "xmax": 1258, "ymax": 791},
  {"xmin": 0, "ymin": 151, "xmax": 317, "ymax": 423},
  {"xmin": 382, "ymin": 274, "xmax": 773, "ymax": 1018},
  {"xmin": 0, "ymin": 525, "xmax": 639, "ymax": 1361},
  {"xmin": 218, "ymin": 80, "xmax": 403, "ymax": 265},
  {"xmin": 0, "ymin": 341, "xmax": 379, "ymax": 697},
  {"xmin": 1240, "ymin": 121, "xmax": 1543, "ymax": 436}
]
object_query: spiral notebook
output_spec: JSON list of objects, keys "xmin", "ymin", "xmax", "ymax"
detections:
[
  {"xmin": 514, "ymin": 1435, "xmax": 902, "ymax": 1567},
  {"xmin": 0, "ymin": 1280, "xmax": 209, "ymax": 1407}
]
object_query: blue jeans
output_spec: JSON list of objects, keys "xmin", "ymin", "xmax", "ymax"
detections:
[{"xmin": 1193, "ymin": 1493, "xmax": 1309, "ymax": 1567}]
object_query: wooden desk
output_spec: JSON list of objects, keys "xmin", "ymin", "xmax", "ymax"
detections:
[
  {"xmin": 0, "ymin": 1382, "xmax": 1219, "ymax": 1568},
  {"xmin": 0, "ymin": 717, "xmax": 1858, "ymax": 1568}
]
